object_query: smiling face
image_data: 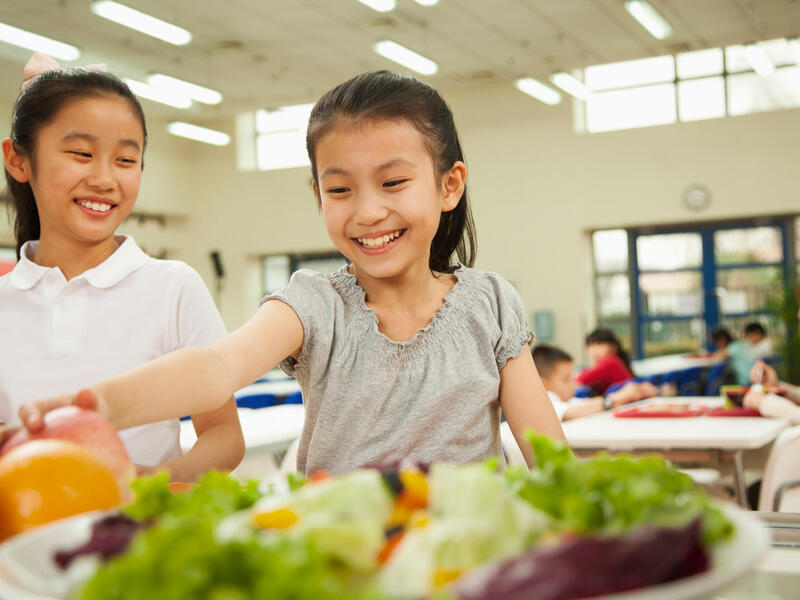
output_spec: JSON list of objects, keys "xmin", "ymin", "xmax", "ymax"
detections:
[
  {"xmin": 313, "ymin": 118, "xmax": 464, "ymax": 283},
  {"xmin": 13, "ymin": 95, "xmax": 144, "ymax": 252}
]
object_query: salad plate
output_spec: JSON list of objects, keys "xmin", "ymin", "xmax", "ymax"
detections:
[
  {"xmin": 0, "ymin": 496, "xmax": 769, "ymax": 600},
  {"xmin": 0, "ymin": 437, "xmax": 773, "ymax": 600}
]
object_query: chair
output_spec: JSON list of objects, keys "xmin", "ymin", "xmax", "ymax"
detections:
[
  {"xmin": 499, "ymin": 422, "xmax": 527, "ymax": 468},
  {"xmin": 758, "ymin": 425, "xmax": 800, "ymax": 512},
  {"xmin": 704, "ymin": 361, "xmax": 729, "ymax": 396},
  {"xmin": 677, "ymin": 367, "xmax": 703, "ymax": 396},
  {"xmin": 235, "ymin": 392, "xmax": 278, "ymax": 409},
  {"xmin": 280, "ymin": 437, "xmax": 301, "ymax": 474},
  {"xmin": 284, "ymin": 390, "xmax": 303, "ymax": 404}
]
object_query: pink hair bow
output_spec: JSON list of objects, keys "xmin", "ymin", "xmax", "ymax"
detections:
[{"xmin": 21, "ymin": 52, "xmax": 107, "ymax": 91}]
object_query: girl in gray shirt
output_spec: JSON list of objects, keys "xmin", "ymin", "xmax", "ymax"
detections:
[{"xmin": 8, "ymin": 71, "xmax": 565, "ymax": 475}]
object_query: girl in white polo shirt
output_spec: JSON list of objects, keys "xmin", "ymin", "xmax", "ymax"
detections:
[{"xmin": 0, "ymin": 54, "xmax": 244, "ymax": 481}]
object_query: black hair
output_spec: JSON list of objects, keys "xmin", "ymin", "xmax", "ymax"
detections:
[
  {"xmin": 305, "ymin": 71, "xmax": 476, "ymax": 273},
  {"xmin": 712, "ymin": 327, "xmax": 734, "ymax": 347},
  {"xmin": 5, "ymin": 67, "xmax": 148, "ymax": 258},
  {"xmin": 585, "ymin": 328, "xmax": 631, "ymax": 371},
  {"xmin": 531, "ymin": 344, "xmax": 573, "ymax": 379},
  {"xmin": 744, "ymin": 322, "xmax": 766, "ymax": 337}
]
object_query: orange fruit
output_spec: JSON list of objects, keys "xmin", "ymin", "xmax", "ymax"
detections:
[{"xmin": 0, "ymin": 439, "xmax": 122, "ymax": 541}]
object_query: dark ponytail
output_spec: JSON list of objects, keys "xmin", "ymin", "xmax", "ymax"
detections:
[
  {"xmin": 5, "ymin": 67, "xmax": 147, "ymax": 258},
  {"xmin": 586, "ymin": 328, "xmax": 631, "ymax": 371},
  {"xmin": 306, "ymin": 71, "xmax": 476, "ymax": 273}
]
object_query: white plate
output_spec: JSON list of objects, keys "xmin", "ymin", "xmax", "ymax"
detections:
[{"xmin": 0, "ymin": 503, "xmax": 769, "ymax": 600}]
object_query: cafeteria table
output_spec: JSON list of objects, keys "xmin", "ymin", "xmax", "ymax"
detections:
[
  {"xmin": 561, "ymin": 397, "xmax": 791, "ymax": 508},
  {"xmin": 180, "ymin": 404, "xmax": 305, "ymax": 474},
  {"xmin": 710, "ymin": 512, "xmax": 800, "ymax": 598},
  {"xmin": 631, "ymin": 352, "xmax": 723, "ymax": 379}
]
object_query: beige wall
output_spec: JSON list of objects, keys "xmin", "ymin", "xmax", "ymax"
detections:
[{"xmin": 2, "ymin": 86, "xmax": 799, "ymax": 360}]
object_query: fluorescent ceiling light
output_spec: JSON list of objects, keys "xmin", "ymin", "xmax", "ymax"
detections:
[
  {"xmin": 147, "ymin": 74, "xmax": 222, "ymax": 105},
  {"xmin": 514, "ymin": 77, "xmax": 562, "ymax": 105},
  {"xmin": 91, "ymin": 1, "xmax": 191, "ymax": 45},
  {"xmin": 0, "ymin": 21, "xmax": 80, "ymax": 61},
  {"xmin": 624, "ymin": 1, "xmax": 673, "ymax": 40},
  {"xmin": 549, "ymin": 72, "xmax": 591, "ymax": 100},
  {"xmin": 167, "ymin": 122, "xmax": 230, "ymax": 146},
  {"xmin": 124, "ymin": 78, "xmax": 191, "ymax": 108},
  {"xmin": 373, "ymin": 40, "xmax": 437, "ymax": 75},
  {"xmin": 357, "ymin": 0, "xmax": 396, "ymax": 12},
  {"xmin": 744, "ymin": 43, "xmax": 775, "ymax": 76},
  {"xmin": 414, "ymin": 0, "xmax": 439, "ymax": 5}
]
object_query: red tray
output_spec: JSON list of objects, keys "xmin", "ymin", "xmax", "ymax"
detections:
[
  {"xmin": 614, "ymin": 406, "xmax": 706, "ymax": 418},
  {"xmin": 705, "ymin": 407, "xmax": 762, "ymax": 417}
]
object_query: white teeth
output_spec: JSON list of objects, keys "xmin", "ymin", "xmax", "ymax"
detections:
[
  {"xmin": 357, "ymin": 230, "xmax": 402, "ymax": 248},
  {"xmin": 77, "ymin": 199, "xmax": 112, "ymax": 212}
]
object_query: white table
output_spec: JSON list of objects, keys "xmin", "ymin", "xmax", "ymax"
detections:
[
  {"xmin": 631, "ymin": 353, "xmax": 723, "ymax": 378},
  {"xmin": 562, "ymin": 397, "xmax": 791, "ymax": 507},
  {"xmin": 181, "ymin": 404, "xmax": 305, "ymax": 457}
]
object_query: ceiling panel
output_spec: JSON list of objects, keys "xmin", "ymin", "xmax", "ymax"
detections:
[{"xmin": 0, "ymin": 0, "xmax": 796, "ymax": 122}]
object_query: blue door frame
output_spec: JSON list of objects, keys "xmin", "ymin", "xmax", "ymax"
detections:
[{"xmin": 631, "ymin": 219, "xmax": 792, "ymax": 359}]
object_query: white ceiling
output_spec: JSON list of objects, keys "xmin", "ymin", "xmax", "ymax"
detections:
[{"xmin": 0, "ymin": 0, "xmax": 797, "ymax": 123}]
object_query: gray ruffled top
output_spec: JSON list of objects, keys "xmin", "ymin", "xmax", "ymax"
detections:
[{"xmin": 263, "ymin": 265, "xmax": 534, "ymax": 474}]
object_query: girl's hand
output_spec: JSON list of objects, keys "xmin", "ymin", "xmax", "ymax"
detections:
[
  {"xmin": 743, "ymin": 389, "xmax": 765, "ymax": 411},
  {"xmin": 750, "ymin": 361, "xmax": 778, "ymax": 387},
  {"xmin": 18, "ymin": 388, "xmax": 109, "ymax": 432}
]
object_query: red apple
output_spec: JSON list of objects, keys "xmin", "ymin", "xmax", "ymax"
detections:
[{"xmin": 0, "ymin": 406, "xmax": 135, "ymax": 496}]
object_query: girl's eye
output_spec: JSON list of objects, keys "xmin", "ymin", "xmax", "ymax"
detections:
[
  {"xmin": 69, "ymin": 151, "xmax": 92, "ymax": 158},
  {"xmin": 384, "ymin": 179, "xmax": 408, "ymax": 188},
  {"xmin": 327, "ymin": 187, "xmax": 349, "ymax": 194},
  {"xmin": 118, "ymin": 157, "xmax": 138, "ymax": 164}
]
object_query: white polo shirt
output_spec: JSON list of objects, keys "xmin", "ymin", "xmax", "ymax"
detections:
[{"xmin": 0, "ymin": 235, "xmax": 227, "ymax": 466}]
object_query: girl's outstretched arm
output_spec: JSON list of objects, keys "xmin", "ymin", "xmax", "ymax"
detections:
[
  {"xmin": 499, "ymin": 343, "xmax": 567, "ymax": 467},
  {"xmin": 19, "ymin": 299, "xmax": 304, "ymax": 433}
]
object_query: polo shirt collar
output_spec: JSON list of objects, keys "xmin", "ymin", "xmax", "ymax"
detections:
[
  {"xmin": 9, "ymin": 242, "xmax": 48, "ymax": 290},
  {"xmin": 10, "ymin": 235, "xmax": 149, "ymax": 290}
]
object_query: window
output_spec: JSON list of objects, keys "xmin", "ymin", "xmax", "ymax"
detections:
[
  {"xmin": 592, "ymin": 217, "xmax": 798, "ymax": 359},
  {"xmin": 238, "ymin": 103, "xmax": 314, "ymax": 172},
  {"xmin": 592, "ymin": 229, "xmax": 632, "ymax": 349},
  {"xmin": 262, "ymin": 251, "xmax": 347, "ymax": 295},
  {"xmin": 0, "ymin": 247, "xmax": 15, "ymax": 277},
  {"xmin": 586, "ymin": 83, "xmax": 676, "ymax": 133},
  {"xmin": 578, "ymin": 37, "xmax": 800, "ymax": 134}
]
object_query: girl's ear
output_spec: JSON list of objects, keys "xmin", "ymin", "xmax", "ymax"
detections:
[
  {"xmin": 2, "ymin": 138, "xmax": 31, "ymax": 183},
  {"xmin": 440, "ymin": 161, "xmax": 466, "ymax": 213}
]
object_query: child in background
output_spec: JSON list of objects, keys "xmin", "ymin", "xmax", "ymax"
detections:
[
  {"xmin": 575, "ymin": 328, "xmax": 634, "ymax": 395},
  {"xmin": 533, "ymin": 344, "xmax": 654, "ymax": 420},
  {"xmin": 744, "ymin": 322, "xmax": 773, "ymax": 360},
  {"xmin": 4, "ymin": 71, "xmax": 565, "ymax": 474},
  {"xmin": 711, "ymin": 327, "xmax": 754, "ymax": 386},
  {"xmin": 0, "ymin": 54, "xmax": 243, "ymax": 481}
]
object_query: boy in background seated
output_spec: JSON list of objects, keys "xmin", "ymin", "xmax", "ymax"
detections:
[
  {"xmin": 744, "ymin": 322, "xmax": 773, "ymax": 360},
  {"xmin": 532, "ymin": 344, "xmax": 656, "ymax": 421}
]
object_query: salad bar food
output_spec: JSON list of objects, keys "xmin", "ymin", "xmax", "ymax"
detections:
[{"xmin": 0, "ymin": 434, "xmax": 767, "ymax": 600}]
